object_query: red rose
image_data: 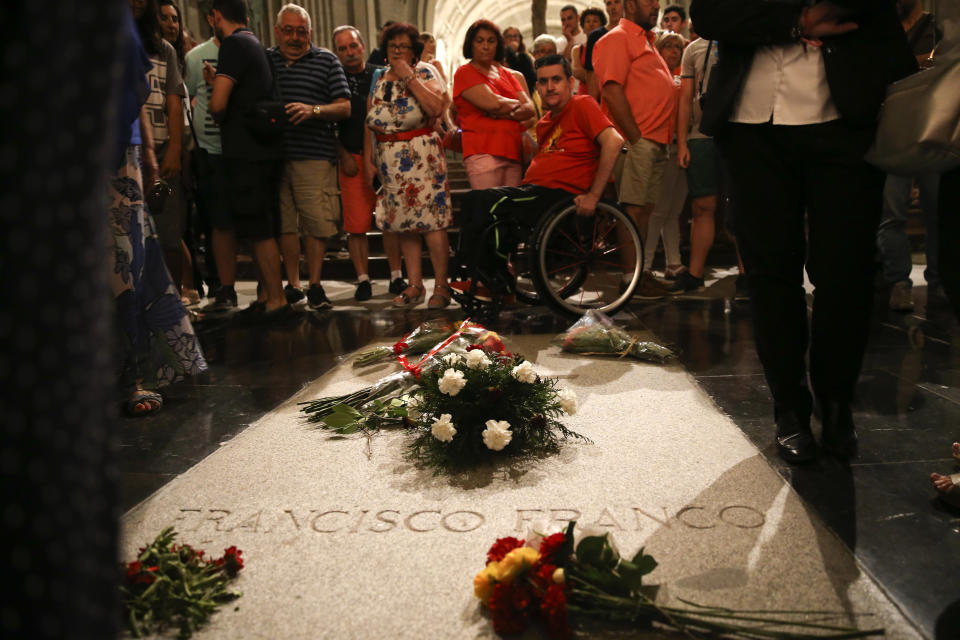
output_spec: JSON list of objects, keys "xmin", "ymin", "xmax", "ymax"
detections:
[
  {"xmin": 538, "ymin": 532, "xmax": 568, "ymax": 564},
  {"xmin": 486, "ymin": 536, "xmax": 525, "ymax": 564}
]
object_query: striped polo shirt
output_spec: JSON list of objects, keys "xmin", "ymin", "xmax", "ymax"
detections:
[{"xmin": 267, "ymin": 46, "xmax": 350, "ymax": 161}]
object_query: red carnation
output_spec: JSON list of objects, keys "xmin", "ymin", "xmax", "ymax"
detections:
[
  {"xmin": 466, "ymin": 344, "xmax": 483, "ymax": 351},
  {"xmin": 489, "ymin": 583, "xmax": 532, "ymax": 635},
  {"xmin": 125, "ymin": 561, "xmax": 157, "ymax": 585},
  {"xmin": 532, "ymin": 563, "xmax": 558, "ymax": 590},
  {"xmin": 222, "ymin": 546, "xmax": 244, "ymax": 577},
  {"xmin": 538, "ymin": 532, "xmax": 568, "ymax": 564},
  {"xmin": 540, "ymin": 584, "xmax": 570, "ymax": 639},
  {"xmin": 486, "ymin": 536, "xmax": 525, "ymax": 564},
  {"xmin": 125, "ymin": 561, "xmax": 141, "ymax": 582}
]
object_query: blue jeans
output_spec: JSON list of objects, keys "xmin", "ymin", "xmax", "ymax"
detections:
[{"xmin": 876, "ymin": 173, "xmax": 940, "ymax": 285}]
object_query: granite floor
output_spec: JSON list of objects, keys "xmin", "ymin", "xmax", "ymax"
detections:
[{"xmin": 119, "ymin": 267, "xmax": 960, "ymax": 639}]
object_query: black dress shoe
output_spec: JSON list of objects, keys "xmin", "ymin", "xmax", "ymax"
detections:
[
  {"xmin": 820, "ymin": 401, "xmax": 858, "ymax": 459},
  {"xmin": 775, "ymin": 413, "xmax": 816, "ymax": 464}
]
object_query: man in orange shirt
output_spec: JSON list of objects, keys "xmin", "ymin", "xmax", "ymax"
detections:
[
  {"xmin": 453, "ymin": 55, "xmax": 623, "ymax": 295},
  {"xmin": 594, "ymin": 0, "xmax": 678, "ymax": 298}
]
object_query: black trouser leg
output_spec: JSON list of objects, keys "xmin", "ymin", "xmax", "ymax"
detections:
[
  {"xmin": 717, "ymin": 123, "xmax": 812, "ymax": 422},
  {"xmin": 717, "ymin": 121, "xmax": 882, "ymax": 420},
  {"xmin": 802, "ymin": 121, "xmax": 882, "ymax": 404},
  {"xmin": 938, "ymin": 167, "xmax": 960, "ymax": 320}
]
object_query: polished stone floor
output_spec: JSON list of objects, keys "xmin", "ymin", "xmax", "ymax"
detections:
[{"xmin": 119, "ymin": 269, "xmax": 960, "ymax": 639}]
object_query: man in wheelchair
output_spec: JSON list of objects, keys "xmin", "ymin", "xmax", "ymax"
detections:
[{"xmin": 452, "ymin": 53, "xmax": 624, "ymax": 303}]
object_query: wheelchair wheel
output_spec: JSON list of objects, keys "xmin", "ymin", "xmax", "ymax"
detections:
[
  {"xmin": 531, "ymin": 200, "xmax": 643, "ymax": 317},
  {"xmin": 509, "ymin": 243, "xmax": 541, "ymax": 305}
]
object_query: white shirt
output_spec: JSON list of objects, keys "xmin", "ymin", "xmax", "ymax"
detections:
[
  {"xmin": 730, "ymin": 43, "xmax": 840, "ymax": 125},
  {"xmin": 568, "ymin": 30, "xmax": 588, "ymax": 48}
]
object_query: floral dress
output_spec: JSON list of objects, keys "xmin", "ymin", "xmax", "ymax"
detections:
[
  {"xmin": 367, "ymin": 62, "xmax": 452, "ymax": 232},
  {"xmin": 110, "ymin": 143, "xmax": 207, "ymax": 394}
]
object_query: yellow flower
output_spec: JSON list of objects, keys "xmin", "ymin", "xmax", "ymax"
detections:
[
  {"xmin": 473, "ymin": 562, "xmax": 502, "ymax": 601},
  {"xmin": 498, "ymin": 547, "xmax": 540, "ymax": 583}
]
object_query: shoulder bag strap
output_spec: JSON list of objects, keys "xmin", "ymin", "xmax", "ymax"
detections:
[{"xmin": 698, "ymin": 39, "xmax": 713, "ymax": 98}]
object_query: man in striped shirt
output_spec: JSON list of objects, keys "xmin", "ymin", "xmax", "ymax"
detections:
[{"xmin": 267, "ymin": 4, "xmax": 350, "ymax": 309}]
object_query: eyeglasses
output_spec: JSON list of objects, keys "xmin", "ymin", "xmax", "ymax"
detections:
[
  {"xmin": 388, "ymin": 43, "xmax": 412, "ymax": 51},
  {"xmin": 279, "ymin": 26, "xmax": 309, "ymax": 38}
]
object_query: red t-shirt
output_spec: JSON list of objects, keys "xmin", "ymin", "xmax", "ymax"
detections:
[
  {"xmin": 453, "ymin": 63, "xmax": 524, "ymax": 161},
  {"xmin": 522, "ymin": 95, "xmax": 614, "ymax": 194}
]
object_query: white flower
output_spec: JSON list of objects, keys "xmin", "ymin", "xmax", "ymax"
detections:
[
  {"xmin": 437, "ymin": 368, "xmax": 466, "ymax": 396},
  {"xmin": 406, "ymin": 395, "xmax": 421, "ymax": 420},
  {"xmin": 430, "ymin": 413, "xmax": 456, "ymax": 442},
  {"xmin": 482, "ymin": 419, "xmax": 512, "ymax": 451},
  {"xmin": 442, "ymin": 353, "xmax": 462, "ymax": 365},
  {"xmin": 465, "ymin": 349, "xmax": 491, "ymax": 370},
  {"xmin": 558, "ymin": 388, "xmax": 577, "ymax": 415},
  {"xmin": 511, "ymin": 360, "xmax": 537, "ymax": 383}
]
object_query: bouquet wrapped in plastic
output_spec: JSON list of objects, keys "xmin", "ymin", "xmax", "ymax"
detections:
[
  {"xmin": 301, "ymin": 320, "xmax": 507, "ymax": 433},
  {"xmin": 555, "ymin": 310, "xmax": 674, "ymax": 363},
  {"xmin": 352, "ymin": 320, "xmax": 503, "ymax": 368},
  {"xmin": 352, "ymin": 320, "xmax": 459, "ymax": 367}
]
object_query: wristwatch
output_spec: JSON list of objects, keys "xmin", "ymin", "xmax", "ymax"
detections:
[{"xmin": 312, "ymin": 104, "xmax": 322, "ymax": 116}]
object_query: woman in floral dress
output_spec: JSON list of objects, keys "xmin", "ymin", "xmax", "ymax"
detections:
[
  {"xmin": 365, "ymin": 22, "xmax": 453, "ymax": 308},
  {"xmin": 113, "ymin": 7, "xmax": 207, "ymax": 415}
]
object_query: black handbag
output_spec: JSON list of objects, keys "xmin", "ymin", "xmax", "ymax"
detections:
[
  {"xmin": 245, "ymin": 51, "xmax": 286, "ymax": 141},
  {"xmin": 246, "ymin": 100, "xmax": 286, "ymax": 140}
]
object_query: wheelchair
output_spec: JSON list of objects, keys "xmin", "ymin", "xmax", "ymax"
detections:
[{"xmin": 450, "ymin": 197, "xmax": 645, "ymax": 318}]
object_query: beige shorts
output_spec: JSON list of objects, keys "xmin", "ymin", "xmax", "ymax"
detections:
[
  {"xmin": 279, "ymin": 159, "xmax": 340, "ymax": 237},
  {"xmin": 614, "ymin": 138, "xmax": 668, "ymax": 207}
]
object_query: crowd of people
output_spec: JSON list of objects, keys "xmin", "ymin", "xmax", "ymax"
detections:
[{"xmin": 116, "ymin": 0, "xmax": 959, "ymax": 499}]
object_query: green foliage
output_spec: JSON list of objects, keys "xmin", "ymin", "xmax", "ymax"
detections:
[
  {"xmin": 317, "ymin": 396, "xmax": 413, "ymax": 433},
  {"xmin": 406, "ymin": 352, "xmax": 588, "ymax": 471},
  {"xmin": 556, "ymin": 522, "xmax": 882, "ymax": 638},
  {"xmin": 120, "ymin": 527, "xmax": 242, "ymax": 639}
]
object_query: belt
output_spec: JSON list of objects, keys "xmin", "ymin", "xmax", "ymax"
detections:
[{"xmin": 376, "ymin": 127, "xmax": 434, "ymax": 143}]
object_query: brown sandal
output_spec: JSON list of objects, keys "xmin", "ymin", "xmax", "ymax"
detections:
[
  {"xmin": 393, "ymin": 284, "xmax": 425, "ymax": 307},
  {"xmin": 428, "ymin": 285, "xmax": 453, "ymax": 309}
]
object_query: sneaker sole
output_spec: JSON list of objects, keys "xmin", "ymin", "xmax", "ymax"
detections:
[{"xmin": 667, "ymin": 286, "xmax": 706, "ymax": 295}]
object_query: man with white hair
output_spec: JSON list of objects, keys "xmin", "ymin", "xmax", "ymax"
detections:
[
  {"xmin": 532, "ymin": 34, "xmax": 559, "ymax": 59},
  {"xmin": 267, "ymin": 4, "xmax": 350, "ymax": 309}
]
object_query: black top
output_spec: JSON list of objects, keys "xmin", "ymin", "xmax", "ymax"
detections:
[
  {"xmin": 216, "ymin": 28, "xmax": 280, "ymax": 160},
  {"xmin": 366, "ymin": 47, "xmax": 387, "ymax": 66},
  {"xmin": 584, "ymin": 26, "xmax": 608, "ymax": 72},
  {"xmin": 340, "ymin": 64, "xmax": 381, "ymax": 155},
  {"xmin": 905, "ymin": 12, "xmax": 942, "ymax": 57},
  {"xmin": 505, "ymin": 49, "xmax": 536, "ymax": 94}
]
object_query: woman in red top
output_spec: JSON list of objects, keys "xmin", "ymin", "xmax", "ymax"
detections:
[{"xmin": 453, "ymin": 20, "xmax": 536, "ymax": 189}]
